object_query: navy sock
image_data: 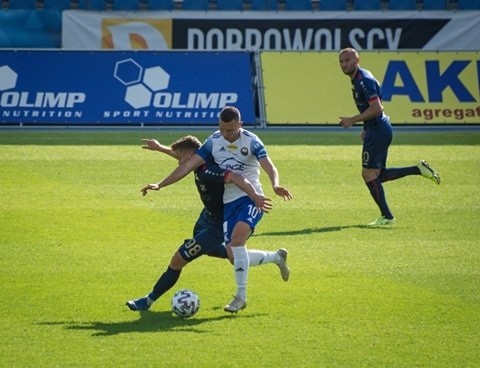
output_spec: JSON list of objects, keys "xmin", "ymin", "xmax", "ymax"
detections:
[
  {"xmin": 366, "ymin": 178, "xmax": 394, "ymax": 219},
  {"xmin": 148, "ymin": 266, "xmax": 181, "ymax": 301},
  {"xmin": 378, "ymin": 166, "xmax": 419, "ymax": 183}
]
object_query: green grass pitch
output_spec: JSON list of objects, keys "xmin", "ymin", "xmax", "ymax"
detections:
[{"xmin": 0, "ymin": 129, "xmax": 479, "ymax": 367}]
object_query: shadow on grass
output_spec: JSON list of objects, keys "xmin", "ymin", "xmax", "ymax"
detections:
[
  {"xmin": 37, "ymin": 310, "xmax": 265, "ymax": 337},
  {"xmin": 257, "ymin": 224, "xmax": 394, "ymax": 236}
]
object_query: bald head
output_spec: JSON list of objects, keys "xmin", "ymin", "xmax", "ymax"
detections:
[{"xmin": 340, "ymin": 47, "xmax": 358, "ymax": 58}]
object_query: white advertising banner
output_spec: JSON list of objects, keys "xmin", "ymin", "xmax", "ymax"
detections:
[{"xmin": 62, "ymin": 10, "xmax": 480, "ymax": 51}]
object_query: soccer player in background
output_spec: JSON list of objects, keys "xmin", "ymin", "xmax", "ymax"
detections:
[
  {"xmin": 126, "ymin": 135, "xmax": 290, "ymax": 312},
  {"xmin": 338, "ymin": 47, "xmax": 441, "ymax": 226},
  {"xmin": 139, "ymin": 107, "xmax": 292, "ymax": 313}
]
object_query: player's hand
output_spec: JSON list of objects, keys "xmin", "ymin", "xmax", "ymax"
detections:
[
  {"xmin": 141, "ymin": 183, "xmax": 160, "ymax": 196},
  {"xmin": 339, "ymin": 116, "xmax": 355, "ymax": 128},
  {"xmin": 273, "ymin": 186, "xmax": 293, "ymax": 201},
  {"xmin": 141, "ymin": 139, "xmax": 162, "ymax": 151},
  {"xmin": 253, "ymin": 195, "xmax": 273, "ymax": 213}
]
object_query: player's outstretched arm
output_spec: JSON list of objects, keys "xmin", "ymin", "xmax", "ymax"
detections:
[
  {"xmin": 141, "ymin": 138, "xmax": 176, "ymax": 158},
  {"xmin": 259, "ymin": 157, "xmax": 293, "ymax": 201},
  {"xmin": 141, "ymin": 154, "xmax": 205, "ymax": 196},
  {"xmin": 226, "ymin": 171, "xmax": 272, "ymax": 213}
]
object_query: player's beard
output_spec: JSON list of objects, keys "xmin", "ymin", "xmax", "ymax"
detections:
[
  {"xmin": 343, "ymin": 66, "xmax": 357, "ymax": 78},
  {"xmin": 342, "ymin": 66, "xmax": 352, "ymax": 75}
]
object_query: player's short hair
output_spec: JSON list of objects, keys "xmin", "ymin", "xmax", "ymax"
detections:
[
  {"xmin": 171, "ymin": 135, "xmax": 202, "ymax": 152},
  {"xmin": 220, "ymin": 106, "xmax": 241, "ymax": 123}
]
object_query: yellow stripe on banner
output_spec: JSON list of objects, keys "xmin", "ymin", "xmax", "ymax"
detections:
[{"xmin": 261, "ymin": 51, "xmax": 480, "ymax": 125}]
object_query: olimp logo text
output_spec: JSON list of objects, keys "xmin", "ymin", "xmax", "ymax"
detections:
[
  {"xmin": 109, "ymin": 58, "xmax": 238, "ymax": 120},
  {"xmin": 0, "ymin": 65, "xmax": 85, "ymax": 121}
]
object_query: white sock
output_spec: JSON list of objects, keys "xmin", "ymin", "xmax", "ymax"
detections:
[
  {"xmin": 231, "ymin": 246, "xmax": 249, "ymax": 301},
  {"xmin": 248, "ymin": 250, "xmax": 277, "ymax": 266}
]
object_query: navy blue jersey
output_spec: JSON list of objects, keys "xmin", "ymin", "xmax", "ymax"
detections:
[
  {"xmin": 351, "ymin": 68, "xmax": 389, "ymax": 127},
  {"xmin": 194, "ymin": 160, "xmax": 227, "ymax": 219}
]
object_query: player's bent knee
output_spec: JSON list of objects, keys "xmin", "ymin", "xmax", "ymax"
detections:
[
  {"xmin": 362, "ymin": 168, "xmax": 380, "ymax": 183},
  {"xmin": 170, "ymin": 251, "xmax": 188, "ymax": 270},
  {"xmin": 225, "ymin": 244, "xmax": 234, "ymax": 264},
  {"xmin": 230, "ymin": 222, "xmax": 253, "ymax": 246}
]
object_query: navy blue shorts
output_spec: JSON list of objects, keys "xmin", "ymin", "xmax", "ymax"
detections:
[
  {"xmin": 178, "ymin": 208, "xmax": 227, "ymax": 262},
  {"xmin": 362, "ymin": 122, "xmax": 393, "ymax": 169}
]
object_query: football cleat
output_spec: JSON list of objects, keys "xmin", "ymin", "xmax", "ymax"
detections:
[
  {"xmin": 417, "ymin": 160, "xmax": 440, "ymax": 185},
  {"xmin": 223, "ymin": 295, "xmax": 247, "ymax": 313},
  {"xmin": 276, "ymin": 248, "xmax": 291, "ymax": 281},
  {"xmin": 367, "ymin": 216, "xmax": 397, "ymax": 226},
  {"xmin": 126, "ymin": 296, "xmax": 152, "ymax": 311}
]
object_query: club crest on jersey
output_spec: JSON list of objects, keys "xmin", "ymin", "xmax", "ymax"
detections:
[
  {"xmin": 240, "ymin": 147, "xmax": 248, "ymax": 156},
  {"xmin": 227, "ymin": 144, "xmax": 237, "ymax": 152}
]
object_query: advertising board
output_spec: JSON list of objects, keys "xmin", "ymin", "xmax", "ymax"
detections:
[
  {"xmin": 63, "ymin": 10, "xmax": 480, "ymax": 51},
  {"xmin": 261, "ymin": 51, "xmax": 480, "ymax": 124},
  {"xmin": 0, "ymin": 50, "xmax": 255, "ymax": 125}
]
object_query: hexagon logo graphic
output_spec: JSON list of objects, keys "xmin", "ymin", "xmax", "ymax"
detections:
[
  {"xmin": 114, "ymin": 59, "xmax": 143, "ymax": 86},
  {"xmin": 125, "ymin": 84, "xmax": 152, "ymax": 109},
  {"xmin": 114, "ymin": 59, "xmax": 172, "ymax": 109},
  {"xmin": 0, "ymin": 65, "xmax": 18, "ymax": 91},
  {"xmin": 143, "ymin": 66, "xmax": 170, "ymax": 92}
]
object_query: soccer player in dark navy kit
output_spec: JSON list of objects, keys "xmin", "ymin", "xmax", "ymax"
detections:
[
  {"xmin": 338, "ymin": 48, "xmax": 441, "ymax": 226},
  {"xmin": 126, "ymin": 136, "xmax": 290, "ymax": 311}
]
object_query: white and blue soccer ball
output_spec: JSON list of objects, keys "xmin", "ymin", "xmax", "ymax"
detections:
[{"xmin": 171, "ymin": 289, "xmax": 200, "ymax": 318}]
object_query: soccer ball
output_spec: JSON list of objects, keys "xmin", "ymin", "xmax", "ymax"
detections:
[{"xmin": 171, "ymin": 289, "xmax": 200, "ymax": 318}]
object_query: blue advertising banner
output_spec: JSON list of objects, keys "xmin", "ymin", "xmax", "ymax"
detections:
[{"xmin": 0, "ymin": 50, "xmax": 256, "ymax": 125}]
